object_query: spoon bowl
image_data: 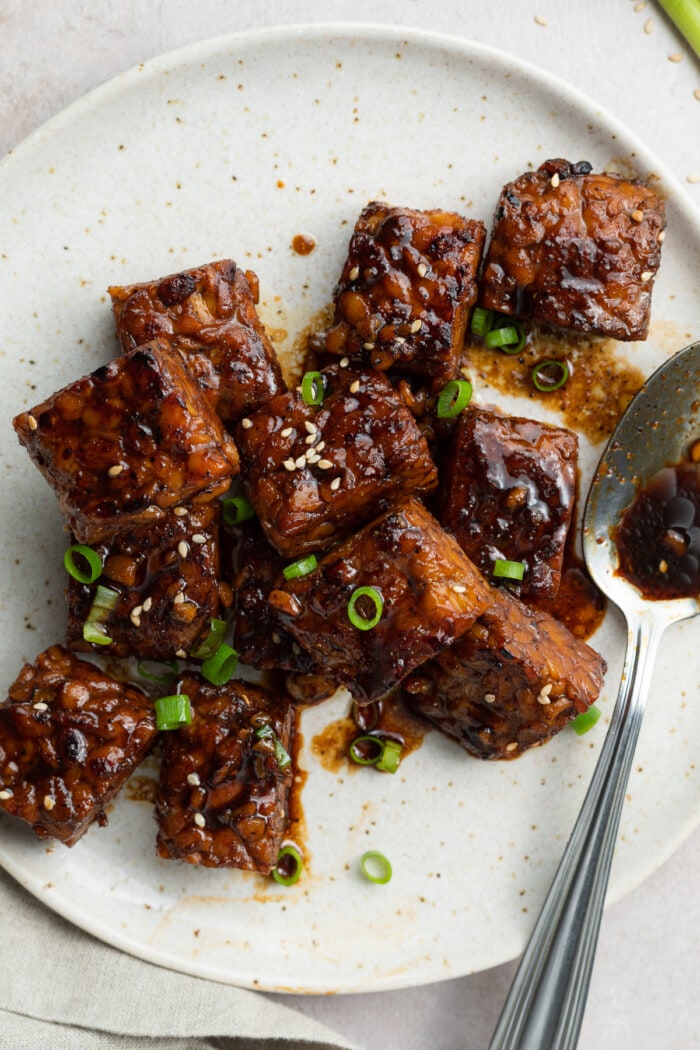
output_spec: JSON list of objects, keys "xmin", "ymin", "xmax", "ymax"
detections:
[{"xmin": 490, "ymin": 341, "xmax": 700, "ymax": 1050}]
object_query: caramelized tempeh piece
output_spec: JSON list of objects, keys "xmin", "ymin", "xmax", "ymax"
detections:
[
  {"xmin": 481, "ymin": 158, "xmax": 666, "ymax": 340},
  {"xmin": 110, "ymin": 260, "xmax": 285, "ymax": 424},
  {"xmin": 13, "ymin": 339, "xmax": 239, "ymax": 544},
  {"xmin": 403, "ymin": 584, "xmax": 606, "ymax": 760},
  {"xmin": 325, "ymin": 202, "xmax": 486, "ymax": 385},
  {"xmin": 0, "ymin": 646, "xmax": 157, "ymax": 845},
  {"xmin": 437, "ymin": 407, "xmax": 578, "ymax": 599},
  {"xmin": 155, "ymin": 674, "xmax": 294, "ymax": 872},
  {"xmin": 236, "ymin": 363, "xmax": 438, "ymax": 557},
  {"xmin": 269, "ymin": 499, "xmax": 491, "ymax": 704},
  {"xmin": 66, "ymin": 503, "xmax": 222, "ymax": 659}
]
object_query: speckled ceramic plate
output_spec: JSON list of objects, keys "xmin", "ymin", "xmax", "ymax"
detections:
[{"xmin": 0, "ymin": 24, "xmax": 698, "ymax": 994}]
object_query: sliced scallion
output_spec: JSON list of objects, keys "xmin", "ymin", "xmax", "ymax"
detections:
[
  {"xmin": 470, "ymin": 306, "xmax": 495, "ymax": 336},
  {"xmin": 531, "ymin": 359, "xmax": 570, "ymax": 392},
  {"xmin": 222, "ymin": 496, "xmax": 256, "ymax": 525},
  {"xmin": 436, "ymin": 379, "xmax": 473, "ymax": 419},
  {"xmin": 64, "ymin": 544, "xmax": 103, "ymax": 584},
  {"xmin": 485, "ymin": 319, "xmax": 526, "ymax": 354},
  {"xmin": 347, "ymin": 586, "xmax": 383, "ymax": 630},
  {"xmin": 493, "ymin": 559, "xmax": 526, "ymax": 582},
  {"xmin": 255, "ymin": 723, "xmax": 292, "ymax": 770},
  {"xmin": 301, "ymin": 371, "xmax": 325, "ymax": 406},
  {"xmin": 82, "ymin": 584, "xmax": 118, "ymax": 646},
  {"xmin": 272, "ymin": 844, "xmax": 303, "ymax": 886},
  {"xmin": 283, "ymin": 554, "xmax": 318, "ymax": 581},
  {"xmin": 201, "ymin": 643, "xmax": 238, "ymax": 686},
  {"xmin": 376, "ymin": 739, "xmax": 402, "ymax": 774},
  {"xmin": 190, "ymin": 618, "xmax": 227, "ymax": 660},
  {"xmin": 570, "ymin": 705, "xmax": 602, "ymax": 736},
  {"xmin": 360, "ymin": 850, "xmax": 392, "ymax": 884},
  {"xmin": 155, "ymin": 693, "xmax": 192, "ymax": 731},
  {"xmin": 349, "ymin": 735, "xmax": 384, "ymax": 766}
]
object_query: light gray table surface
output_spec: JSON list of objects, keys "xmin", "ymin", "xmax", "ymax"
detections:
[{"xmin": 1, "ymin": 3, "xmax": 699, "ymax": 1049}]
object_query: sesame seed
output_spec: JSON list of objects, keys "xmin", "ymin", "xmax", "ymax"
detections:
[
  {"xmin": 633, "ymin": 0, "xmax": 646, "ymax": 9},
  {"xmin": 131, "ymin": 604, "xmax": 143, "ymax": 617},
  {"xmin": 317, "ymin": 459, "xmax": 333, "ymax": 470},
  {"xmin": 687, "ymin": 174, "xmax": 700, "ymax": 184},
  {"xmin": 417, "ymin": 262, "xmax": 428, "ymax": 278},
  {"xmin": 305, "ymin": 433, "xmax": 316, "ymax": 445},
  {"xmin": 0, "ymin": 790, "xmax": 12, "ymax": 800},
  {"xmin": 395, "ymin": 336, "xmax": 406, "ymax": 345},
  {"xmin": 452, "ymin": 583, "xmax": 467, "ymax": 593},
  {"xmin": 644, "ymin": 17, "xmax": 653, "ymax": 33},
  {"xmin": 107, "ymin": 464, "xmax": 123, "ymax": 477},
  {"xmin": 484, "ymin": 694, "xmax": 496, "ymax": 704},
  {"xmin": 33, "ymin": 702, "xmax": 49, "ymax": 712},
  {"xmin": 173, "ymin": 506, "xmax": 188, "ymax": 517},
  {"xmin": 348, "ymin": 265, "xmax": 360, "ymax": 280},
  {"xmin": 695, "ymin": 89, "xmax": 700, "ymax": 102},
  {"xmin": 316, "ymin": 441, "xmax": 326, "ymax": 452},
  {"xmin": 659, "ymin": 559, "xmax": 668, "ymax": 573},
  {"xmin": 330, "ymin": 477, "xmax": 341, "ymax": 491},
  {"xmin": 410, "ymin": 319, "xmax": 422, "ymax": 333},
  {"xmin": 191, "ymin": 534, "xmax": 206, "ymax": 544},
  {"xmin": 668, "ymin": 52, "xmax": 683, "ymax": 62},
  {"xmin": 537, "ymin": 694, "xmax": 551, "ymax": 706},
  {"xmin": 540, "ymin": 683, "xmax": 553, "ymax": 696},
  {"xmin": 631, "ymin": 209, "xmax": 644, "ymax": 222},
  {"xmin": 177, "ymin": 541, "xmax": 189, "ymax": 558},
  {"xmin": 292, "ymin": 643, "xmax": 301, "ymax": 655},
  {"xmin": 283, "ymin": 458, "xmax": 296, "ymax": 471},
  {"xmin": 534, "ymin": 14, "xmax": 547, "ymax": 25},
  {"xmin": 550, "ymin": 172, "xmax": 560, "ymax": 188},
  {"xmin": 363, "ymin": 341, "xmax": 375, "ymax": 350},
  {"xmin": 193, "ymin": 813, "xmax": 206, "ymax": 828},
  {"xmin": 658, "ymin": 230, "xmax": 666, "ymax": 241},
  {"xmin": 304, "ymin": 420, "xmax": 317, "ymax": 435},
  {"xmin": 272, "ymin": 632, "xmax": 282, "ymax": 644},
  {"xmin": 641, "ymin": 271, "xmax": 653, "ymax": 282},
  {"xmin": 505, "ymin": 742, "xmax": 518, "ymax": 752},
  {"xmin": 175, "ymin": 648, "xmax": 187, "ymax": 658},
  {"xmin": 241, "ymin": 417, "xmax": 253, "ymax": 429},
  {"xmin": 295, "ymin": 455, "xmax": 306, "ymax": 469},
  {"xmin": 340, "ymin": 356, "xmax": 350, "ymax": 367},
  {"xmin": 349, "ymin": 380, "xmax": 360, "ymax": 394},
  {"xmin": 130, "ymin": 611, "xmax": 141, "ymax": 627},
  {"xmin": 43, "ymin": 795, "xmax": 55, "ymax": 810},
  {"xmin": 142, "ymin": 597, "xmax": 153, "ymax": 612},
  {"xmin": 187, "ymin": 773, "xmax": 201, "ymax": 787},
  {"xmin": 173, "ymin": 592, "xmax": 185, "ymax": 605},
  {"xmin": 281, "ymin": 427, "xmax": 294, "ymax": 438},
  {"xmin": 27, "ymin": 414, "xmax": 38, "ymax": 430},
  {"xmin": 306, "ymin": 452, "xmax": 320, "ymax": 464}
]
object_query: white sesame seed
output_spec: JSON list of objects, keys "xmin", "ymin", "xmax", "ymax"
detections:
[
  {"xmin": 658, "ymin": 230, "xmax": 666, "ymax": 241},
  {"xmin": 534, "ymin": 14, "xmax": 547, "ymax": 26},
  {"xmin": 283, "ymin": 458, "xmax": 296, "ymax": 471},
  {"xmin": 537, "ymin": 693, "xmax": 551, "ymax": 706},
  {"xmin": 27, "ymin": 414, "xmax": 38, "ymax": 430},
  {"xmin": 173, "ymin": 506, "xmax": 188, "ymax": 517},
  {"xmin": 317, "ymin": 459, "xmax": 333, "ymax": 470},
  {"xmin": 295, "ymin": 455, "xmax": 306, "ymax": 469},
  {"xmin": 363, "ymin": 341, "xmax": 375, "ymax": 350},
  {"xmin": 687, "ymin": 174, "xmax": 700, "ymax": 184},
  {"xmin": 281, "ymin": 427, "xmax": 294, "ymax": 438},
  {"xmin": 241, "ymin": 417, "xmax": 253, "ymax": 429},
  {"xmin": 348, "ymin": 266, "xmax": 360, "ymax": 280},
  {"xmin": 631, "ymin": 209, "xmax": 644, "ymax": 222},
  {"xmin": 550, "ymin": 172, "xmax": 560, "ymax": 188},
  {"xmin": 292, "ymin": 643, "xmax": 301, "ymax": 655},
  {"xmin": 668, "ymin": 52, "xmax": 683, "ymax": 62},
  {"xmin": 659, "ymin": 559, "xmax": 668, "ymax": 573},
  {"xmin": 177, "ymin": 541, "xmax": 189, "ymax": 558},
  {"xmin": 272, "ymin": 632, "xmax": 282, "ymax": 644},
  {"xmin": 644, "ymin": 17, "xmax": 653, "ymax": 33},
  {"xmin": 191, "ymin": 534, "xmax": 206, "ymax": 544},
  {"xmin": 175, "ymin": 648, "xmax": 187, "ymax": 658},
  {"xmin": 410, "ymin": 319, "xmax": 422, "ymax": 333},
  {"xmin": 130, "ymin": 613, "xmax": 141, "ymax": 628},
  {"xmin": 540, "ymin": 683, "xmax": 553, "ymax": 696},
  {"xmin": 173, "ymin": 592, "xmax": 185, "ymax": 605},
  {"xmin": 0, "ymin": 790, "xmax": 12, "ymax": 800},
  {"xmin": 304, "ymin": 420, "xmax": 317, "ymax": 435},
  {"xmin": 339, "ymin": 356, "xmax": 350, "ymax": 368},
  {"xmin": 107, "ymin": 464, "xmax": 123, "ymax": 477},
  {"xmin": 193, "ymin": 812, "xmax": 206, "ymax": 828},
  {"xmin": 505, "ymin": 742, "xmax": 518, "ymax": 752},
  {"xmin": 33, "ymin": 702, "xmax": 49, "ymax": 712},
  {"xmin": 349, "ymin": 380, "xmax": 360, "ymax": 394},
  {"xmin": 305, "ymin": 433, "xmax": 316, "ymax": 445},
  {"xmin": 306, "ymin": 452, "xmax": 320, "ymax": 464},
  {"xmin": 316, "ymin": 441, "xmax": 326, "ymax": 452},
  {"xmin": 417, "ymin": 262, "xmax": 428, "ymax": 278},
  {"xmin": 452, "ymin": 583, "xmax": 467, "ymax": 594},
  {"xmin": 186, "ymin": 773, "xmax": 201, "ymax": 787},
  {"xmin": 641, "ymin": 271, "xmax": 653, "ymax": 282},
  {"xmin": 395, "ymin": 336, "xmax": 406, "ymax": 345},
  {"xmin": 142, "ymin": 597, "xmax": 153, "ymax": 612},
  {"xmin": 330, "ymin": 477, "xmax": 341, "ymax": 491},
  {"xmin": 43, "ymin": 795, "xmax": 55, "ymax": 810},
  {"xmin": 484, "ymin": 694, "xmax": 496, "ymax": 704}
]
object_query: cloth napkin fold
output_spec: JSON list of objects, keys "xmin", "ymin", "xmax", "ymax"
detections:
[{"xmin": 0, "ymin": 870, "xmax": 359, "ymax": 1050}]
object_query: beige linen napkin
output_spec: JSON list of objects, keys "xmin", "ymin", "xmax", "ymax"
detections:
[{"xmin": 0, "ymin": 870, "xmax": 359, "ymax": 1050}]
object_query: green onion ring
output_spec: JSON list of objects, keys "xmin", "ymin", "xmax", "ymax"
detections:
[
  {"xmin": 222, "ymin": 496, "xmax": 256, "ymax": 525},
  {"xmin": 155, "ymin": 693, "xmax": 192, "ymax": 731},
  {"xmin": 347, "ymin": 586, "xmax": 384, "ymax": 630},
  {"xmin": 470, "ymin": 306, "xmax": 495, "ymax": 336},
  {"xmin": 436, "ymin": 379, "xmax": 473, "ymax": 419},
  {"xmin": 137, "ymin": 659, "xmax": 179, "ymax": 684},
  {"xmin": 272, "ymin": 844, "xmax": 304, "ymax": 886},
  {"xmin": 531, "ymin": 359, "xmax": 570, "ymax": 392},
  {"xmin": 493, "ymin": 559, "xmax": 526, "ymax": 582},
  {"xmin": 301, "ymin": 371, "xmax": 325, "ymax": 406},
  {"xmin": 201, "ymin": 644, "xmax": 239, "ymax": 686},
  {"xmin": 283, "ymin": 554, "xmax": 318, "ymax": 581},
  {"xmin": 349, "ymin": 735, "xmax": 384, "ymax": 766},
  {"xmin": 485, "ymin": 319, "xmax": 526, "ymax": 354},
  {"xmin": 570, "ymin": 704, "xmax": 602, "ymax": 736},
  {"xmin": 190, "ymin": 618, "xmax": 227, "ymax": 660},
  {"xmin": 360, "ymin": 850, "xmax": 392, "ymax": 884},
  {"xmin": 376, "ymin": 739, "xmax": 402, "ymax": 774},
  {"xmin": 64, "ymin": 544, "xmax": 103, "ymax": 584}
]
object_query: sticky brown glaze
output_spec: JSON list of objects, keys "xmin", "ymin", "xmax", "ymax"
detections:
[
  {"xmin": 13, "ymin": 339, "xmax": 239, "ymax": 544},
  {"xmin": 232, "ymin": 521, "xmax": 321, "ymax": 673},
  {"xmin": 109, "ymin": 260, "xmax": 285, "ymax": 425},
  {"xmin": 325, "ymin": 202, "xmax": 486, "ymax": 387},
  {"xmin": 481, "ymin": 159, "xmax": 666, "ymax": 341},
  {"xmin": 268, "ymin": 499, "xmax": 491, "ymax": 704},
  {"xmin": 66, "ymin": 503, "xmax": 222, "ymax": 659},
  {"xmin": 0, "ymin": 645, "xmax": 157, "ymax": 845},
  {"xmin": 614, "ymin": 453, "xmax": 700, "ymax": 600},
  {"xmin": 436, "ymin": 407, "xmax": 578, "ymax": 599},
  {"xmin": 402, "ymin": 583, "xmax": 606, "ymax": 760},
  {"xmin": 155, "ymin": 674, "xmax": 294, "ymax": 873},
  {"xmin": 236, "ymin": 363, "xmax": 438, "ymax": 557}
]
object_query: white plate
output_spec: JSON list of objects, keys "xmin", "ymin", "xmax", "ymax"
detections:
[{"xmin": 0, "ymin": 24, "xmax": 698, "ymax": 994}]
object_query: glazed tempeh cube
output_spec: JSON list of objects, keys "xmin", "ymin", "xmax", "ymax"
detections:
[
  {"xmin": 402, "ymin": 584, "xmax": 606, "ymax": 760},
  {"xmin": 13, "ymin": 339, "xmax": 239, "ymax": 544},
  {"xmin": 155, "ymin": 674, "xmax": 294, "ymax": 872},
  {"xmin": 0, "ymin": 646, "xmax": 157, "ymax": 845},
  {"xmin": 66, "ymin": 503, "xmax": 223, "ymax": 659},
  {"xmin": 236, "ymin": 363, "xmax": 438, "ymax": 557},
  {"xmin": 325, "ymin": 202, "xmax": 486, "ymax": 385},
  {"xmin": 480, "ymin": 158, "xmax": 666, "ymax": 340},
  {"xmin": 268, "ymin": 499, "xmax": 491, "ymax": 704},
  {"xmin": 437, "ymin": 407, "xmax": 578, "ymax": 599},
  {"xmin": 109, "ymin": 260, "xmax": 285, "ymax": 425}
]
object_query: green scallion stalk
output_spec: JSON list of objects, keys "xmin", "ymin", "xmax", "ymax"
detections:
[
  {"xmin": 657, "ymin": 0, "xmax": 700, "ymax": 58},
  {"xmin": 470, "ymin": 306, "xmax": 495, "ymax": 336},
  {"xmin": 493, "ymin": 559, "xmax": 526, "ymax": 582},
  {"xmin": 570, "ymin": 705, "xmax": 602, "ymax": 736},
  {"xmin": 436, "ymin": 379, "xmax": 473, "ymax": 419},
  {"xmin": 347, "ymin": 586, "xmax": 384, "ymax": 630},
  {"xmin": 283, "ymin": 554, "xmax": 318, "ymax": 581},
  {"xmin": 531, "ymin": 359, "xmax": 570, "ymax": 392},
  {"xmin": 360, "ymin": 850, "xmax": 392, "ymax": 884},
  {"xmin": 222, "ymin": 496, "xmax": 256, "ymax": 525},
  {"xmin": 190, "ymin": 618, "xmax": 227, "ymax": 660},
  {"xmin": 201, "ymin": 643, "xmax": 239, "ymax": 686},
  {"xmin": 485, "ymin": 320, "xmax": 526, "ymax": 354},
  {"xmin": 64, "ymin": 544, "xmax": 103, "ymax": 584},
  {"xmin": 82, "ymin": 584, "xmax": 118, "ymax": 646},
  {"xmin": 155, "ymin": 694, "xmax": 192, "ymax": 731},
  {"xmin": 301, "ymin": 371, "xmax": 325, "ymax": 406},
  {"xmin": 376, "ymin": 739, "xmax": 402, "ymax": 774},
  {"xmin": 272, "ymin": 844, "xmax": 303, "ymax": 886}
]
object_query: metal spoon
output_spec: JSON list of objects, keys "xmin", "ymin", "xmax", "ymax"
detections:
[{"xmin": 489, "ymin": 340, "xmax": 700, "ymax": 1050}]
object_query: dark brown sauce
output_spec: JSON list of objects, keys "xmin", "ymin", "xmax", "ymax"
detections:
[
  {"xmin": 614, "ymin": 442, "xmax": 700, "ymax": 599},
  {"xmin": 291, "ymin": 233, "xmax": 316, "ymax": 256},
  {"xmin": 285, "ymin": 713, "xmax": 308, "ymax": 864},
  {"xmin": 531, "ymin": 554, "xmax": 606, "ymax": 640},
  {"xmin": 311, "ymin": 693, "xmax": 428, "ymax": 775}
]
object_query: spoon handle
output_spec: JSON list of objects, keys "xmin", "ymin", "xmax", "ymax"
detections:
[{"xmin": 488, "ymin": 615, "xmax": 665, "ymax": 1050}]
